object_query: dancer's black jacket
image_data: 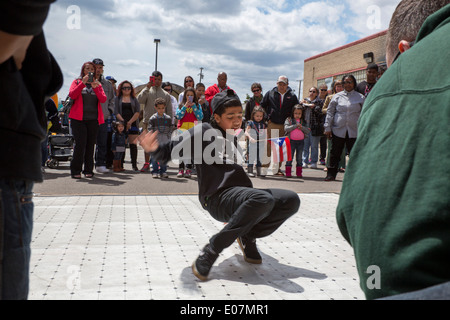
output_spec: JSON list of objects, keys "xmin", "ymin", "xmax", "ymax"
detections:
[{"xmin": 152, "ymin": 123, "xmax": 253, "ymax": 208}]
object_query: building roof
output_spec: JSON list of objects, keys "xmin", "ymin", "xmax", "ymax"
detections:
[{"xmin": 304, "ymin": 30, "xmax": 387, "ymax": 63}]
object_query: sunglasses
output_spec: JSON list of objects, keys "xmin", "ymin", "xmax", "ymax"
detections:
[
  {"xmin": 320, "ymin": 89, "xmax": 327, "ymax": 91},
  {"xmin": 252, "ymin": 89, "xmax": 261, "ymax": 93},
  {"xmin": 343, "ymin": 81, "xmax": 353, "ymax": 85},
  {"xmin": 122, "ymin": 87, "xmax": 132, "ymax": 90}
]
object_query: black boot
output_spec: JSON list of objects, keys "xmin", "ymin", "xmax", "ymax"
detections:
[
  {"xmin": 192, "ymin": 244, "xmax": 219, "ymax": 281},
  {"xmin": 130, "ymin": 144, "xmax": 138, "ymax": 171},
  {"xmin": 325, "ymin": 167, "xmax": 337, "ymax": 181},
  {"xmin": 237, "ymin": 236, "xmax": 262, "ymax": 264}
]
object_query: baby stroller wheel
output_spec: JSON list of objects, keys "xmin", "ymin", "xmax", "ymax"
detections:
[{"xmin": 47, "ymin": 159, "xmax": 59, "ymax": 169}]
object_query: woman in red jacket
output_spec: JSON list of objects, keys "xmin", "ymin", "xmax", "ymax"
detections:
[{"xmin": 69, "ymin": 61, "xmax": 106, "ymax": 179}]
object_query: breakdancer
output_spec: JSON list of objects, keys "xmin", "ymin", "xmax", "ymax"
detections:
[{"xmin": 138, "ymin": 89, "xmax": 300, "ymax": 280}]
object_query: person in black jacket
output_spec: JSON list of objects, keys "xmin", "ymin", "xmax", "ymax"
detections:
[
  {"xmin": 138, "ymin": 90, "xmax": 300, "ymax": 281},
  {"xmin": 0, "ymin": 0, "xmax": 63, "ymax": 299},
  {"xmin": 261, "ymin": 76, "xmax": 299, "ymax": 176},
  {"xmin": 244, "ymin": 82, "xmax": 264, "ymax": 122}
]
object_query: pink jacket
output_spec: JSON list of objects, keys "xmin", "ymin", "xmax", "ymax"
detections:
[{"xmin": 68, "ymin": 79, "xmax": 106, "ymax": 124}]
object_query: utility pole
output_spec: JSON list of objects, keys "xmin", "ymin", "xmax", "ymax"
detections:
[
  {"xmin": 154, "ymin": 39, "xmax": 161, "ymax": 71},
  {"xmin": 198, "ymin": 67, "xmax": 204, "ymax": 83},
  {"xmin": 295, "ymin": 79, "xmax": 303, "ymax": 99}
]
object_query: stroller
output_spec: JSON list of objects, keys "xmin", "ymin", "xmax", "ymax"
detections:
[
  {"xmin": 45, "ymin": 97, "xmax": 74, "ymax": 169},
  {"xmin": 47, "ymin": 132, "xmax": 74, "ymax": 169}
]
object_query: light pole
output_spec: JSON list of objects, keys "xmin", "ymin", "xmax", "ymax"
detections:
[
  {"xmin": 154, "ymin": 39, "xmax": 161, "ymax": 71},
  {"xmin": 198, "ymin": 67, "xmax": 204, "ymax": 83}
]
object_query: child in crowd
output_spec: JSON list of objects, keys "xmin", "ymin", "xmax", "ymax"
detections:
[
  {"xmin": 284, "ymin": 105, "xmax": 310, "ymax": 178},
  {"xmin": 148, "ymin": 98, "xmax": 173, "ymax": 178},
  {"xmin": 111, "ymin": 121, "xmax": 127, "ymax": 172},
  {"xmin": 196, "ymin": 83, "xmax": 211, "ymax": 123},
  {"xmin": 245, "ymin": 106, "xmax": 267, "ymax": 177},
  {"xmin": 138, "ymin": 89, "xmax": 300, "ymax": 281},
  {"xmin": 176, "ymin": 87, "xmax": 203, "ymax": 178}
]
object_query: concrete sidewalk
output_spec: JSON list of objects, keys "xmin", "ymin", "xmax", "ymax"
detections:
[{"xmin": 29, "ymin": 193, "xmax": 365, "ymax": 300}]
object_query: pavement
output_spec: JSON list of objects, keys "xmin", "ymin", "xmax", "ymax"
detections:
[{"xmin": 29, "ymin": 151, "xmax": 364, "ymax": 300}]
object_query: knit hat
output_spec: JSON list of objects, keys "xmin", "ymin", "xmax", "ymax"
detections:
[{"xmin": 211, "ymin": 89, "xmax": 241, "ymax": 114}]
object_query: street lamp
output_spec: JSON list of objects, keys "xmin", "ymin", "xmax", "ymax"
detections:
[{"xmin": 154, "ymin": 39, "xmax": 161, "ymax": 71}]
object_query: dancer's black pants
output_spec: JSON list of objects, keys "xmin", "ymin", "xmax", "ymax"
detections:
[{"xmin": 205, "ymin": 187, "xmax": 300, "ymax": 253}]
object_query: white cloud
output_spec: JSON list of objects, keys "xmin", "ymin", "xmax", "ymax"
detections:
[
  {"xmin": 116, "ymin": 60, "xmax": 150, "ymax": 67},
  {"xmin": 344, "ymin": 0, "xmax": 400, "ymax": 37},
  {"xmin": 44, "ymin": 0, "xmax": 399, "ymax": 101}
]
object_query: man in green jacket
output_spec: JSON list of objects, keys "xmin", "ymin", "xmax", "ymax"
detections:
[{"xmin": 336, "ymin": 0, "xmax": 450, "ymax": 300}]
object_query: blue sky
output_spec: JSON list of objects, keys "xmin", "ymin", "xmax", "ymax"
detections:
[{"xmin": 43, "ymin": 0, "xmax": 400, "ymax": 101}]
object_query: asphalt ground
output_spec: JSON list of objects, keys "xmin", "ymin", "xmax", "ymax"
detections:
[{"xmin": 35, "ymin": 148, "xmax": 344, "ymax": 196}]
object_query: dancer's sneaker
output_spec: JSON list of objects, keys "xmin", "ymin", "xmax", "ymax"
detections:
[
  {"xmin": 237, "ymin": 236, "xmax": 262, "ymax": 264},
  {"xmin": 192, "ymin": 244, "xmax": 219, "ymax": 281},
  {"xmin": 140, "ymin": 162, "xmax": 150, "ymax": 172}
]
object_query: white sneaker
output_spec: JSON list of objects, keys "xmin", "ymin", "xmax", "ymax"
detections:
[
  {"xmin": 302, "ymin": 163, "xmax": 309, "ymax": 168},
  {"xmin": 310, "ymin": 163, "xmax": 317, "ymax": 169},
  {"xmin": 260, "ymin": 168, "xmax": 267, "ymax": 177},
  {"xmin": 160, "ymin": 172, "xmax": 169, "ymax": 178},
  {"xmin": 96, "ymin": 166, "xmax": 110, "ymax": 173}
]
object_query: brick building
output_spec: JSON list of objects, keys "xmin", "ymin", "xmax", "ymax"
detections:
[{"xmin": 302, "ymin": 30, "xmax": 387, "ymax": 96}]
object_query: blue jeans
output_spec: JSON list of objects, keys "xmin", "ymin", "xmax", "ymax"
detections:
[
  {"xmin": 303, "ymin": 132, "xmax": 321, "ymax": 165},
  {"xmin": 0, "ymin": 179, "xmax": 34, "ymax": 300},
  {"xmin": 151, "ymin": 159, "xmax": 167, "ymax": 174},
  {"xmin": 379, "ymin": 281, "xmax": 450, "ymax": 300},
  {"xmin": 286, "ymin": 139, "xmax": 304, "ymax": 167},
  {"xmin": 248, "ymin": 140, "xmax": 265, "ymax": 168}
]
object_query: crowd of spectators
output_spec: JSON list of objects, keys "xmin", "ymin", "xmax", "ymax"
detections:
[{"xmin": 50, "ymin": 63, "xmax": 383, "ymax": 181}]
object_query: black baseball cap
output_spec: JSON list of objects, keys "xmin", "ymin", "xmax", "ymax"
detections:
[
  {"xmin": 211, "ymin": 89, "xmax": 241, "ymax": 114},
  {"xmin": 93, "ymin": 58, "xmax": 104, "ymax": 66}
]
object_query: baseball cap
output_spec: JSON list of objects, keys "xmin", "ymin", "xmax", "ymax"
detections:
[
  {"xmin": 105, "ymin": 76, "xmax": 117, "ymax": 83},
  {"xmin": 211, "ymin": 89, "xmax": 241, "ymax": 114},
  {"xmin": 277, "ymin": 75, "xmax": 289, "ymax": 85},
  {"xmin": 92, "ymin": 58, "xmax": 104, "ymax": 66}
]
